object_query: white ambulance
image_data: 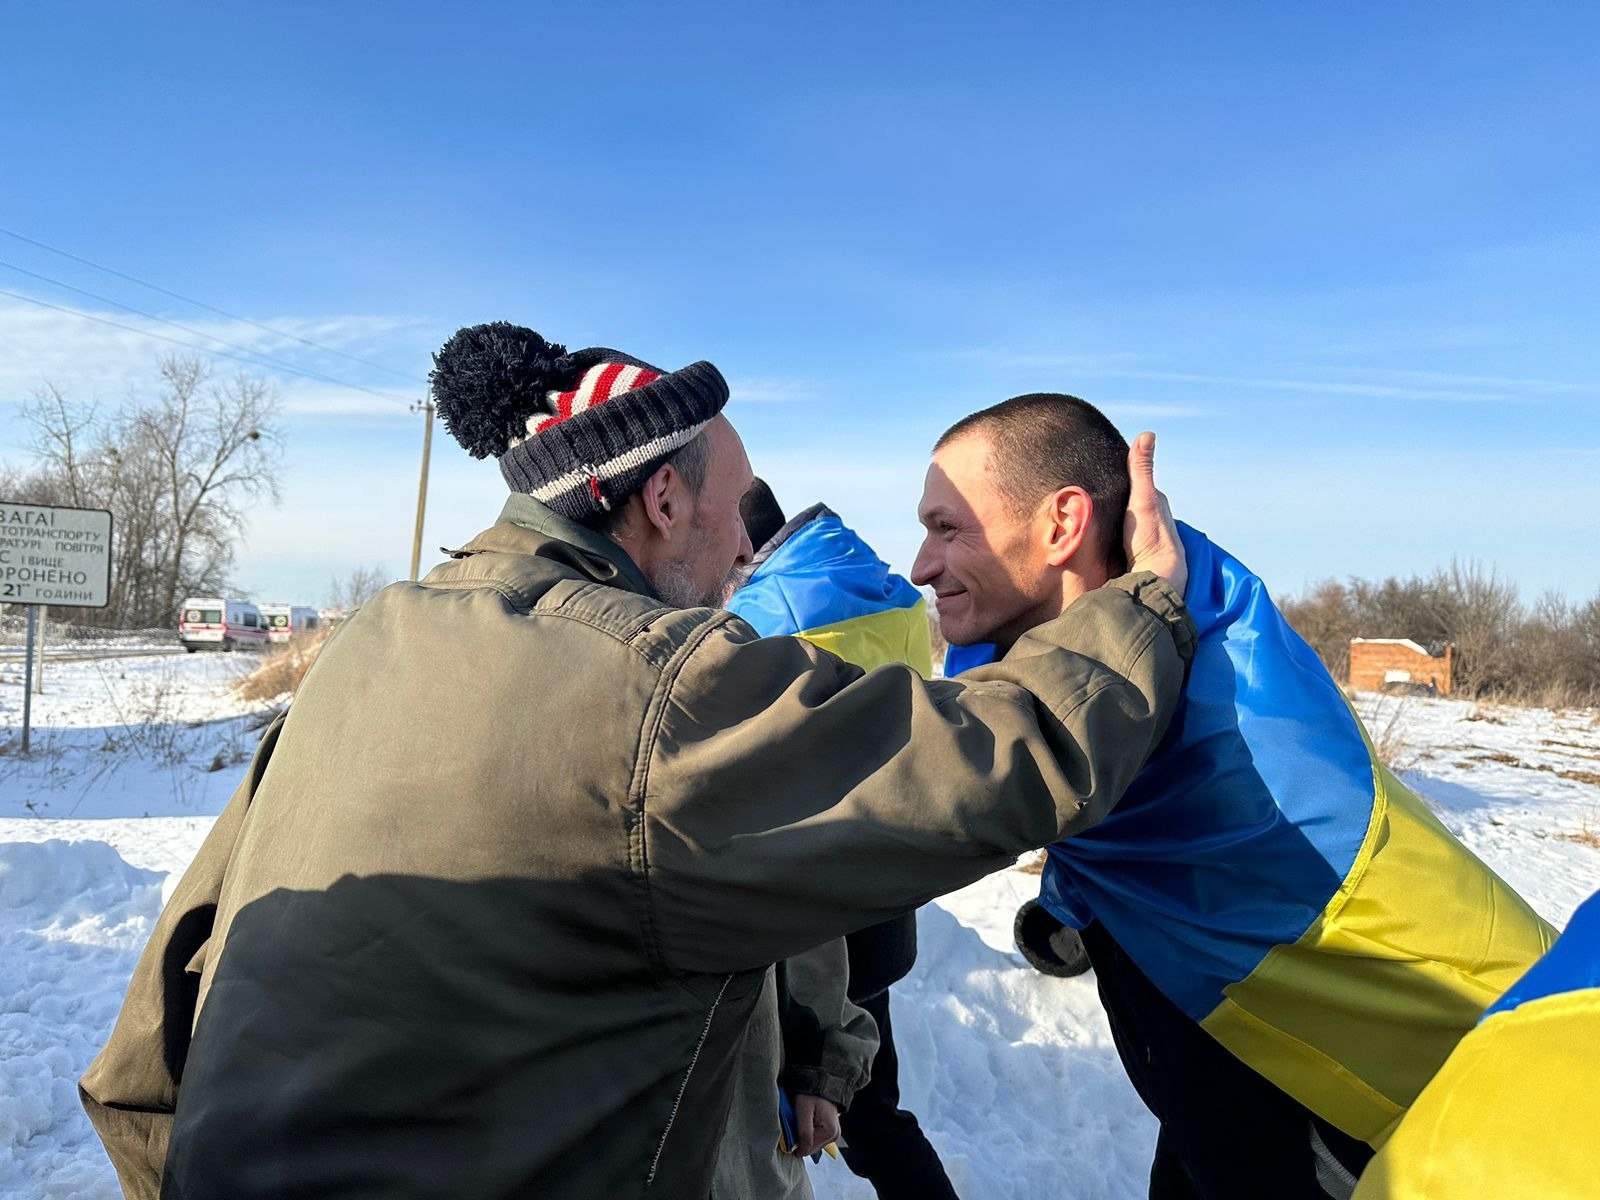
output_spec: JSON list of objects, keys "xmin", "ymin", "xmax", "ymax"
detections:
[
  {"xmin": 177, "ymin": 597, "xmax": 271, "ymax": 652},
  {"xmin": 258, "ymin": 603, "xmax": 322, "ymax": 644}
]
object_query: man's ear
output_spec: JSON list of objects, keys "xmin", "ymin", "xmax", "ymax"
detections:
[
  {"xmin": 639, "ymin": 462, "xmax": 686, "ymax": 540},
  {"xmin": 1042, "ymin": 486, "xmax": 1094, "ymax": 568}
]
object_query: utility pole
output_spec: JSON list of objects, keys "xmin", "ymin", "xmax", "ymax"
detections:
[{"xmin": 409, "ymin": 400, "xmax": 435, "ymax": 581}]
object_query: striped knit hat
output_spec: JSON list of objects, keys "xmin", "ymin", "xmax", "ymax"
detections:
[{"xmin": 430, "ymin": 322, "xmax": 729, "ymax": 521}]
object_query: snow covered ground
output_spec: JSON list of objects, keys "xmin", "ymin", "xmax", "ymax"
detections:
[{"xmin": 1, "ymin": 658, "xmax": 1597, "ymax": 1199}]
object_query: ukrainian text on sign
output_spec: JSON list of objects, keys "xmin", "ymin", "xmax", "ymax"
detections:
[{"xmin": 0, "ymin": 502, "xmax": 114, "ymax": 607}]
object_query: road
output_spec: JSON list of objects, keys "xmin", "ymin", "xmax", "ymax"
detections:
[{"xmin": 0, "ymin": 645, "xmax": 187, "ymax": 664}]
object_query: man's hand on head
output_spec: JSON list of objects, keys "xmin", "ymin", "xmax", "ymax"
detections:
[
  {"xmin": 792, "ymin": 1093, "xmax": 841, "ymax": 1158},
  {"xmin": 1122, "ymin": 431, "xmax": 1186, "ymax": 597}
]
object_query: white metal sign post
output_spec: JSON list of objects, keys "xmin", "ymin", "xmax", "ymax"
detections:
[{"xmin": 1, "ymin": 502, "xmax": 113, "ymax": 754}]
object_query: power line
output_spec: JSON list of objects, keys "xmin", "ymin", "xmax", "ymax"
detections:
[
  {"xmin": 0, "ymin": 224, "xmax": 419, "ymax": 382},
  {"xmin": 0, "ymin": 286, "xmax": 414, "ymax": 407},
  {"xmin": 0, "ymin": 258, "xmax": 410, "ymax": 403}
]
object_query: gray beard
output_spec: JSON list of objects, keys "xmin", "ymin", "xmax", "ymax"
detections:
[
  {"xmin": 648, "ymin": 557, "xmax": 743, "ymax": 610},
  {"xmin": 641, "ymin": 518, "xmax": 741, "ymax": 610},
  {"xmin": 650, "ymin": 559, "xmax": 716, "ymax": 609}
]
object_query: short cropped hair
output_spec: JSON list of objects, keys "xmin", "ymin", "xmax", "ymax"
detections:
[
  {"xmin": 739, "ymin": 478, "xmax": 787, "ymax": 551},
  {"xmin": 936, "ymin": 393, "xmax": 1130, "ymax": 573}
]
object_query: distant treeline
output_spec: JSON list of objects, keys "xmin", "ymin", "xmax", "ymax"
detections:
[{"xmin": 1280, "ymin": 561, "xmax": 1600, "ymax": 708}]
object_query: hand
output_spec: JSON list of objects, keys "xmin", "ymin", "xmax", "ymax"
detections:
[
  {"xmin": 1122, "ymin": 431, "xmax": 1186, "ymax": 597},
  {"xmin": 1013, "ymin": 899, "xmax": 1092, "ymax": 978},
  {"xmin": 792, "ymin": 1094, "xmax": 841, "ymax": 1158}
]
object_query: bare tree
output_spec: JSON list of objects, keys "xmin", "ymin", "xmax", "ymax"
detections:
[
  {"xmin": 1279, "ymin": 579, "xmax": 1359, "ymax": 680},
  {"xmin": 10, "ymin": 355, "xmax": 284, "ymax": 628},
  {"xmin": 136, "ymin": 357, "xmax": 283, "ymax": 620},
  {"xmin": 1283, "ymin": 564, "xmax": 1600, "ymax": 705},
  {"xmin": 327, "ymin": 564, "xmax": 392, "ymax": 614},
  {"xmin": 22, "ymin": 383, "xmax": 96, "ymax": 508}
]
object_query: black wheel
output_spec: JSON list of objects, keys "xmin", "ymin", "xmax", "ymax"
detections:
[
  {"xmin": 222, "ymin": 638, "xmax": 235, "ymax": 653},
  {"xmin": 185, "ymin": 645, "xmax": 197, "ymax": 654}
]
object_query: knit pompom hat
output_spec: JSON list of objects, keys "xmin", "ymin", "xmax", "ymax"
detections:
[{"xmin": 430, "ymin": 322, "xmax": 729, "ymax": 521}]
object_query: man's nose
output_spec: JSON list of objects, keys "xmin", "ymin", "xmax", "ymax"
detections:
[
  {"xmin": 910, "ymin": 538, "xmax": 939, "ymax": 587},
  {"xmin": 733, "ymin": 522, "xmax": 754, "ymax": 569}
]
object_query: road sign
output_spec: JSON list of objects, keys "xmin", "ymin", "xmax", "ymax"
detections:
[{"xmin": 0, "ymin": 501, "xmax": 113, "ymax": 608}]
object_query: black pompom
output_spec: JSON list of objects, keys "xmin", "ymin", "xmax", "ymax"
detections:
[{"xmin": 430, "ymin": 323, "xmax": 571, "ymax": 459}]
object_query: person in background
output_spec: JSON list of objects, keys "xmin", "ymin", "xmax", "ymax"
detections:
[
  {"xmin": 726, "ymin": 479, "xmax": 957, "ymax": 1200},
  {"xmin": 709, "ymin": 929, "xmax": 875, "ymax": 1200},
  {"xmin": 925, "ymin": 392, "xmax": 1553, "ymax": 1200}
]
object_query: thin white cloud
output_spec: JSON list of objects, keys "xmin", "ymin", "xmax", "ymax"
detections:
[
  {"xmin": 0, "ymin": 298, "xmax": 425, "ymax": 416},
  {"xmin": 277, "ymin": 381, "xmax": 420, "ymax": 422},
  {"xmin": 726, "ymin": 376, "xmax": 821, "ymax": 405},
  {"xmin": 1097, "ymin": 369, "xmax": 1523, "ymax": 404},
  {"xmin": 1339, "ymin": 367, "xmax": 1596, "ymax": 396},
  {"xmin": 947, "ymin": 347, "xmax": 1571, "ymax": 404}
]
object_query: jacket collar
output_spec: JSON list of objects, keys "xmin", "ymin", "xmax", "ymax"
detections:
[
  {"xmin": 749, "ymin": 502, "xmax": 834, "ymax": 571},
  {"xmin": 726, "ymin": 502, "xmax": 834, "ymax": 594},
  {"xmin": 443, "ymin": 494, "xmax": 660, "ymax": 599}
]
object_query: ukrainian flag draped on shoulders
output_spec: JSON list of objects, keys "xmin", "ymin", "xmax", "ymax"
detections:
[
  {"xmin": 1353, "ymin": 888, "xmax": 1600, "ymax": 1198},
  {"xmin": 726, "ymin": 502, "xmax": 931, "ymax": 677},
  {"xmin": 945, "ymin": 522, "xmax": 1554, "ymax": 1146}
]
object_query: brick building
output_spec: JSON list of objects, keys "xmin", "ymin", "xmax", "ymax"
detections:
[{"xmin": 1348, "ymin": 638, "xmax": 1454, "ymax": 695}]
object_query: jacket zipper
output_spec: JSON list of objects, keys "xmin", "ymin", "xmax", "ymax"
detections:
[{"xmin": 645, "ymin": 973, "xmax": 734, "ymax": 1188}]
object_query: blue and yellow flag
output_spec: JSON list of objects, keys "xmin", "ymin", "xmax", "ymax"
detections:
[
  {"xmin": 1354, "ymin": 889, "xmax": 1600, "ymax": 1197},
  {"xmin": 946, "ymin": 522, "xmax": 1554, "ymax": 1145},
  {"xmin": 728, "ymin": 504, "xmax": 931, "ymax": 678}
]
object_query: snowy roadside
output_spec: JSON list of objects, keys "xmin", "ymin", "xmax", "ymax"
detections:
[
  {"xmin": 2, "ymin": 659, "xmax": 1598, "ymax": 1198},
  {"xmin": 0, "ymin": 654, "xmax": 276, "ymax": 1198},
  {"xmin": 0, "ymin": 653, "xmax": 269, "ymax": 822}
]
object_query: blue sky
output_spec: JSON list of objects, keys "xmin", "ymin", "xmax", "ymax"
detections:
[{"xmin": 2, "ymin": 2, "xmax": 1596, "ymax": 609}]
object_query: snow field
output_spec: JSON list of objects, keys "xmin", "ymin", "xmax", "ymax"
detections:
[
  {"xmin": 0, "ymin": 840, "xmax": 164, "ymax": 1199},
  {"xmin": 0, "ymin": 653, "xmax": 265, "ymax": 821},
  {"xmin": 1, "ymin": 657, "xmax": 1598, "ymax": 1198},
  {"xmin": 1355, "ymin": 693, "xmax": 1600, "ymax": 925}
]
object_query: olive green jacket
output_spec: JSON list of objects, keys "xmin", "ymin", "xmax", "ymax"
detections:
[{"xmin": 80, "ymin": 495, "xmax": 1194, "ymax": 1200}]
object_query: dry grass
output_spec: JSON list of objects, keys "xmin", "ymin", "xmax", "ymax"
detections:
[
  {"xmin": 1473, "ymin": 751, "xmax": 1522, "ymax": 766},
  {"xmin": 231, "ymin": 630, "xmax": 331, "ymax": 703},
  {"xmin": 1367, "ymin": 698, "xmax": 1415, "ymax": 772},
  {"xmin": 1458, "ymin": 750, "xmax": 1600, "ymax": 789},
  {"xmin": 1540, "ymin": 739, "xmax": 1600, "ymax": 759},
  {"xmin": 1557, "ymin": 822, "xmax": 1600, "ymax": 849},
  {"xmin": 1015, "ymin": 850, "xmax": 1048, "ymax": 875}
]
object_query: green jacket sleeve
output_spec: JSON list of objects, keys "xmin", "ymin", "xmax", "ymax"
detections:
[
  {"xmin": 639, "ymin": 573, "xmax": 1194, "ymax": 975},
  {"xmin": 77, "ymin": 713, "xmax": 285, "ymax": 1200},
  {"xmin": 776, "ymin": 937, "xmax": 879, "ymax": 1111}
]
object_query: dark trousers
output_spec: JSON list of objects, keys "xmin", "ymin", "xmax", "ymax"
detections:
[
  {"xmin": 1079, "ymin": 922, "xmax": 1373, "ymax": 1200},
  {"xmin": 838, "ymin": 988, "xmax": 960, "ymax": 1200}
]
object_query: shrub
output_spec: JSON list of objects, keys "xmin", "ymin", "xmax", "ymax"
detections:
[
  {"xmin": 231, "ymin": 629, "xmax": 331, "ymax": 704},
  {"xmin": 1281, "ymin": 562, "xmax": 1600, "ymax": 707}
]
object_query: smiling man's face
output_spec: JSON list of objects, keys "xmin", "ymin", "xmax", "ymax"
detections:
[{"xmin": 911, "ymin": 430, "xmax": 1057, "ymax": 650}]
